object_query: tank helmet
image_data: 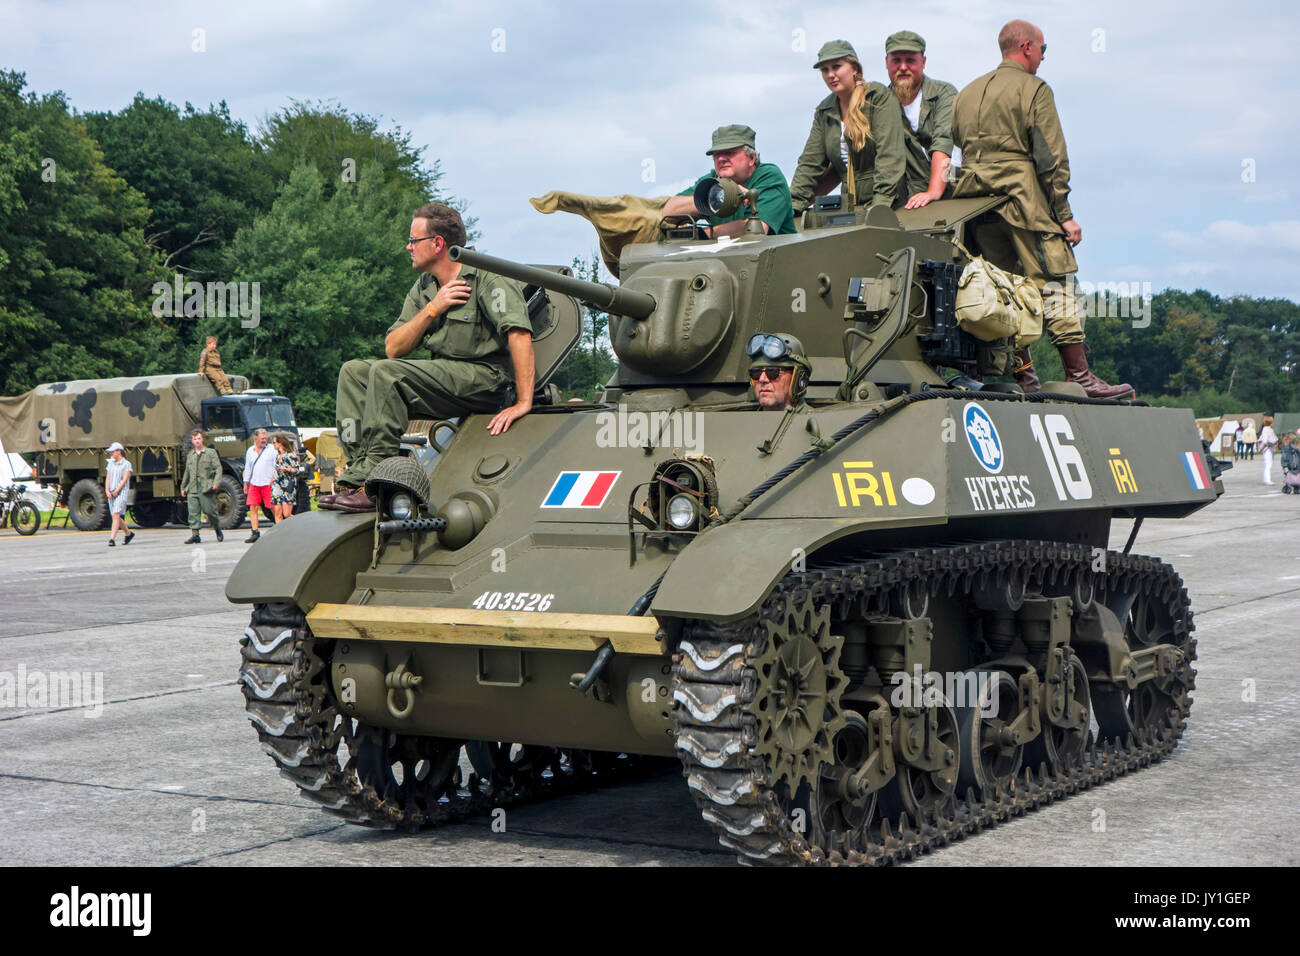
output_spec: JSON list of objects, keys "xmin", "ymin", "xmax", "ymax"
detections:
[{"xmin": 747, "ymin": 333, "xmax": 812, "ymax": 398}]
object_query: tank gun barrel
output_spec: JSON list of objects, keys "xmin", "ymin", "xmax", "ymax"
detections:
[{"xmin": 449, "ymin": 246, "xmax": 656, "ymax": 320}]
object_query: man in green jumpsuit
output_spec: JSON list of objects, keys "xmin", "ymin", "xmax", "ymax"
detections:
[
  {"xmin": 952, "ymin": 19, "xmax": 1132, "ymax": 399},
  {"xmin": 181, "ymin": 427, "xmax": 223, "ymax": 543},
  {"xmin": 660, "ymin": 125, "xmax": 797, "ymax": 237},
  {"xmin": 322, "ymin": 202, "xmax": 536, "ymax": 513},
  {"xmin": 883, "ymin": 30, "xmax": 958, "ymax": 210}
]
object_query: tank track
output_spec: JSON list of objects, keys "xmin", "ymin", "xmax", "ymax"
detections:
[
  {"xmin": 239, "ymin": 602, "xmax": 665, "ymax": 830},
  {"xmin": 673, "ymin": 539, "xmax": 1196, "ymax": 866}
]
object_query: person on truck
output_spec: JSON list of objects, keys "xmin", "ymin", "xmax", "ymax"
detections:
[{"xmin": 198, "ymin": 335, "xmax": 234, "ymax": 396}]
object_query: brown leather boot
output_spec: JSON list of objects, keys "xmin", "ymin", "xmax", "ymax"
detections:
[
  {"xmin": 1058, "ymin": 343, "xmax": 1134, "ymax": 399},
  {"xmin": 1013, "ymin": 348, "xmax": 1040, "ymax": 393}
]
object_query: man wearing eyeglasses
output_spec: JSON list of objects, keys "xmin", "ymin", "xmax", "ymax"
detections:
[
  {"xmin": 747, "ymin": 333, "xmax": 812, "ymax": 411},
  {"xmin": 322, "ymin": 202, "xmax": 535, "ymax": 513},
  {"xmin": 951, "ymin": 19, "xmax": 1133, "ymax": 400}
]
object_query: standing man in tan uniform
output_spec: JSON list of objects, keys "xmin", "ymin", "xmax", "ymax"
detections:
[{"xmin": 952, "ymin": 19, "xmax": 1133, "ymax": 399}]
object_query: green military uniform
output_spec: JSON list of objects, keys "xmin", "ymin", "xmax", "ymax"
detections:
[
  {"xmin": 335, "ymin": 263, "xmax": 532, "ymax": 487},
  {"xmin": 789, "ymin": 83, "xmax": 908, "ymax": 213},
  {"xmin": 898, "ymin": 76, "xmax": 958, "ymax": 199},
  {"xmin": 679, "ymin": 164, "xmax": 798, "ymax": 236},
  {"xmin": 951, "ymin": 59, "xmax": 1084, "ymax": 346},
  {"xmin": 182, "ymin": 444, "xmax": 222, "ymax": 532},
  {"xmin": 198, "ymin": 346, "xmax": 234, "ymax": 395}
]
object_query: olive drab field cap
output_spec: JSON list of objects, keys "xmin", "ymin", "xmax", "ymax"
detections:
[
  {"xmin": 814, "ymin": 39, "xmax": 858, "ymax": 67},
  {"xmin": 706, "ymin": 125, "xmax": 758, "ymax": 155},
  {"xmin": 885, "ymin": 30, "xmax": 926, "ymax": 54}
]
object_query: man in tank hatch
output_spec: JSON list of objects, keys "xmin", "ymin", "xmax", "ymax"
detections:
[{"xmin": 748, "ymin": 333, "xmax": 812, "ymax": 411}]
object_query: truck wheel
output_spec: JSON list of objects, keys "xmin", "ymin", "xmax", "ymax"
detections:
[
  {"xmin": 130, "ymin": 500, "xmax": 171, "ymax": 528},
  {"xmin": 215, "ymin": 474, "xmax": 248, "ymax": 530},
  {"xmin": 68, "ymin": 478, "xmax": 110, "ymax": 531}
]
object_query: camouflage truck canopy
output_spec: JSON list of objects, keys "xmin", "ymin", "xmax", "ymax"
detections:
[{"xmin": 0, "ymin": 374, "xmax": 250, "ymax": 454}]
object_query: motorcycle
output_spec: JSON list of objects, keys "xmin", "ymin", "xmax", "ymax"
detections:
[{"xmin": 0, "ymin": 483, "xmax": 42, "ymax": 536}]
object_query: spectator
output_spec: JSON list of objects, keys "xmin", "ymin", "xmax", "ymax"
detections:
[
  {"xmin": 1234, "ymin": 425, "xmax": 1244, "ymax": 460},
  {"xmin": 1241, "ymin": 420, "xmax": 1257, "ymax": 461},
  {"xmin": 1259, "ymin": 417, "xmax": 1278, "ymax": 485},
  {"xmin": 104, "ymin": 442, "xmax": 134, "ymax": 547},
  {"xmin": 242, "ymin": 428, "xmax": 275, "ymax": 543},
  {"xmin": 271, "ymin": 432, "xmax": 300, "ymax": 523}
]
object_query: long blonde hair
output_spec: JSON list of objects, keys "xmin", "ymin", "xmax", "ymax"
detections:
[{"xmin": 841, "ymin": 57, "xmax": 871, "ymax": 152}]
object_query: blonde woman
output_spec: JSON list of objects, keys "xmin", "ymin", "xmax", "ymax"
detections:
[{"xmin": 789, "ymin": 40, "xmax": 908, "ymax": 216}]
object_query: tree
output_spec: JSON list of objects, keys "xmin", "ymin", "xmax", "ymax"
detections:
[
  {"xmin": 0, "ymin": 71, "xmax": 167, "ymax": 394},
  {"xmin": 82, "ymin": 96, "xmax": 274, "ymax": 280},
  {"xmin": 551, "ymin": 251, "xmax": 618, "ymax": 401}
]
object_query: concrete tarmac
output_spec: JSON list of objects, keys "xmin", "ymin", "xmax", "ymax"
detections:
[{"xmin": 0, "ymin": 456, "xmax": 1295, "ymax": 867}]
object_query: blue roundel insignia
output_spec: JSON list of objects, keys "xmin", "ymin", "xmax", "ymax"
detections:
[{"xmin": 963, "ymin": 403, "xmax": 1004, "ymax": 474}]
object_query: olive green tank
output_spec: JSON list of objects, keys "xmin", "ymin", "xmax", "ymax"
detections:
[{"xmin": 227, "ymin": 195, "xmax": 1226, "ymax": 865}]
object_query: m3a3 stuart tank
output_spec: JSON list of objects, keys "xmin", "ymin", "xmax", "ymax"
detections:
[{"xmin": 227, "ymin": 195, "xmax": 1226, "ymax": 865}]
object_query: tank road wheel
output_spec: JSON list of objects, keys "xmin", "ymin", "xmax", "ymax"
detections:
[
  {"xmin": 1093, "ymin": 585, "xmax": 1194, "ymax": 744},
  {"xmin": 215, "ymin": 474, "xmax": 247, "ymax": 530},
  {"xmin": 877, "ymin": 700, "xmax": 959, "ymax": 827},
  {"xmin": 810, "ymin": 710, "xmax": 878, "ymax": 853},
  {"xmin": 68, "ymin": 478, "xmax": 109, "ymax": 531},
  {"xmin": 955, "ymin": 670, "xmax": 1024, "ymax": 798},
  {"xmin": 341, "ymin": 723, "xmax": 465, "ymax": 825},
  {"xmin": 1024, "ymin": 654, "xmax": 1092, "ymax": 773},
  {"xmin": 11, "ymin": 500, "xmax": 41, "ymax": 536}
]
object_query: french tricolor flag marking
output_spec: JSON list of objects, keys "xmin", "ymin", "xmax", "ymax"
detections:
[
  {"xmin": 541, "ymin": 471, "xmax": 621, "ymax": 508},
  {"xmin": 1181, "ymin": 452, "xmax": 1210, "ymax": 490}
]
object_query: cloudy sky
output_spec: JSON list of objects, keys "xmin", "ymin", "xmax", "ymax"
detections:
[{"xmin": 4, "ymin": 0, "xmax": 1298, "ymax": 300}]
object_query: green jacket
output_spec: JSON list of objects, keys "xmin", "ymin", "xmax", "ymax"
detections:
[
  {"xmin": 951, "ymin": 60, "xmax": 1073, "ymax": 233},
  {"xmin": 388, "ymin": 263, "xmax": 533, "ymax": 375},
  {"xmin": 789, "ymin": 83, "xmax": 908, "ymax": 213},
  {"xmin": 182, "ymin": 446, "xmax": 221, "ymax": 494},
  {"xmin": 898, "ymin": 76, "xmax": 958, "ymax": 198}
]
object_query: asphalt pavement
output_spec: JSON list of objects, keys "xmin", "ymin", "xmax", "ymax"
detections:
[{"xmin": 0, "ymin": 455, "xmax": 1295, "ymax": 867}]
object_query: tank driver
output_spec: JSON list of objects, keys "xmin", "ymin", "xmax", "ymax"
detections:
[
  {"xmin": 748, "ymin": 333, "xmax": 812, "ymax": 411},
  {"xmin": 660, "ymin": 125, "xmax": 798, "ymax": 238},
  {"xmin": 321, "ymin": 203, "xmax": 536, "ymax": 514}
]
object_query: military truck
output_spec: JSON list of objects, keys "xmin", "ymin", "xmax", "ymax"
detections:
[
  {"xmin": 0, "ymin": 374, "xmax": 303, "ymax": 531},
  {"xmin": 229, "ymin": 198, "xmax": 1226, "ymax": 865}
]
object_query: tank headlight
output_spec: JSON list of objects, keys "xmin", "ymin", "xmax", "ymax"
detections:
[
  {"xmin": 666, "ymin": 494, "xmax": 697, "ymax": 530},
  {"xmin": 389, "ymin": 493, "xmax": 414, "ymax": 520}
]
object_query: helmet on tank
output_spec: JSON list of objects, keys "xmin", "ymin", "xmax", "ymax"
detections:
[{"xmin": 746, "ymin": 332, "xmax": 812, "ymax": 398}]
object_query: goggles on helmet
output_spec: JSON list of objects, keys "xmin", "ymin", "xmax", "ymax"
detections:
[{"xmin": 746, "ymin": 333, "xmax": 798, "ymax": 363}]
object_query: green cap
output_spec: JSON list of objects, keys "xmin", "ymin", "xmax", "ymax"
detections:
[
  {"xmin": 885, "ymin": 30, "xmax": 926, "ymax": 54},
  {"xmin": 706, "ymin": 124, "xmax": 757, "ymax": 155},
  {"xmin": 813, "ymin": 39, "xmax": 858, "ymax": 67}
]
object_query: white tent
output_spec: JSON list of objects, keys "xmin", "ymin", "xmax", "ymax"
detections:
[{"xmin": 0, "ymin": 437, "xmax": 55, "ymax": 512}]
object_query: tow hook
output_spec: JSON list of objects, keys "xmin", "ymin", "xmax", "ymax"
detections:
[
  {"xmin": 570, "ymin": 642, "xmax": 615, "ymax": 703},
  {"xmin": 385, "ymin": 657, "xmax": 423, "ymax": 719}
]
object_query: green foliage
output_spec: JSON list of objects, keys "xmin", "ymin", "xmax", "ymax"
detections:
[
  {"xmin": 0, "ymin": 71, "xmax": 167, "ymax": 394},
  {"xmin": 82, "ymin": 95, "xmax": 274, "ymax": 279},
  {"xmin": 550, "ymin": 251, "xmax": 618, "ymax": 401}
]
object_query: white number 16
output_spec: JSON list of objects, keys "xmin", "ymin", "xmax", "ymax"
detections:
[{"xmin": 1030, "ymin": 413, "xmax": 1092, "ymax": 501}]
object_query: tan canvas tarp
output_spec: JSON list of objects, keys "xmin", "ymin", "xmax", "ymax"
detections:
[
  {"xmin": 530, "ymin": 191, "xmax": 669, "ymax": 277},
  {"xmin": 0, "ymin": 373, "xmax": 249, "ymax": 454}
]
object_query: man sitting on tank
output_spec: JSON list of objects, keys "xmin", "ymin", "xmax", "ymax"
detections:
[
  {"xmin": 747, "ymin": 333, "xmax": 812, "ymax": 410},
  {"xmin": 320, "ymin": 203, "xmax": 536, "ymax": 514},
  {"xmin": 659, "ymin": 125, "xmax": 798, "ymax": 238}
]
